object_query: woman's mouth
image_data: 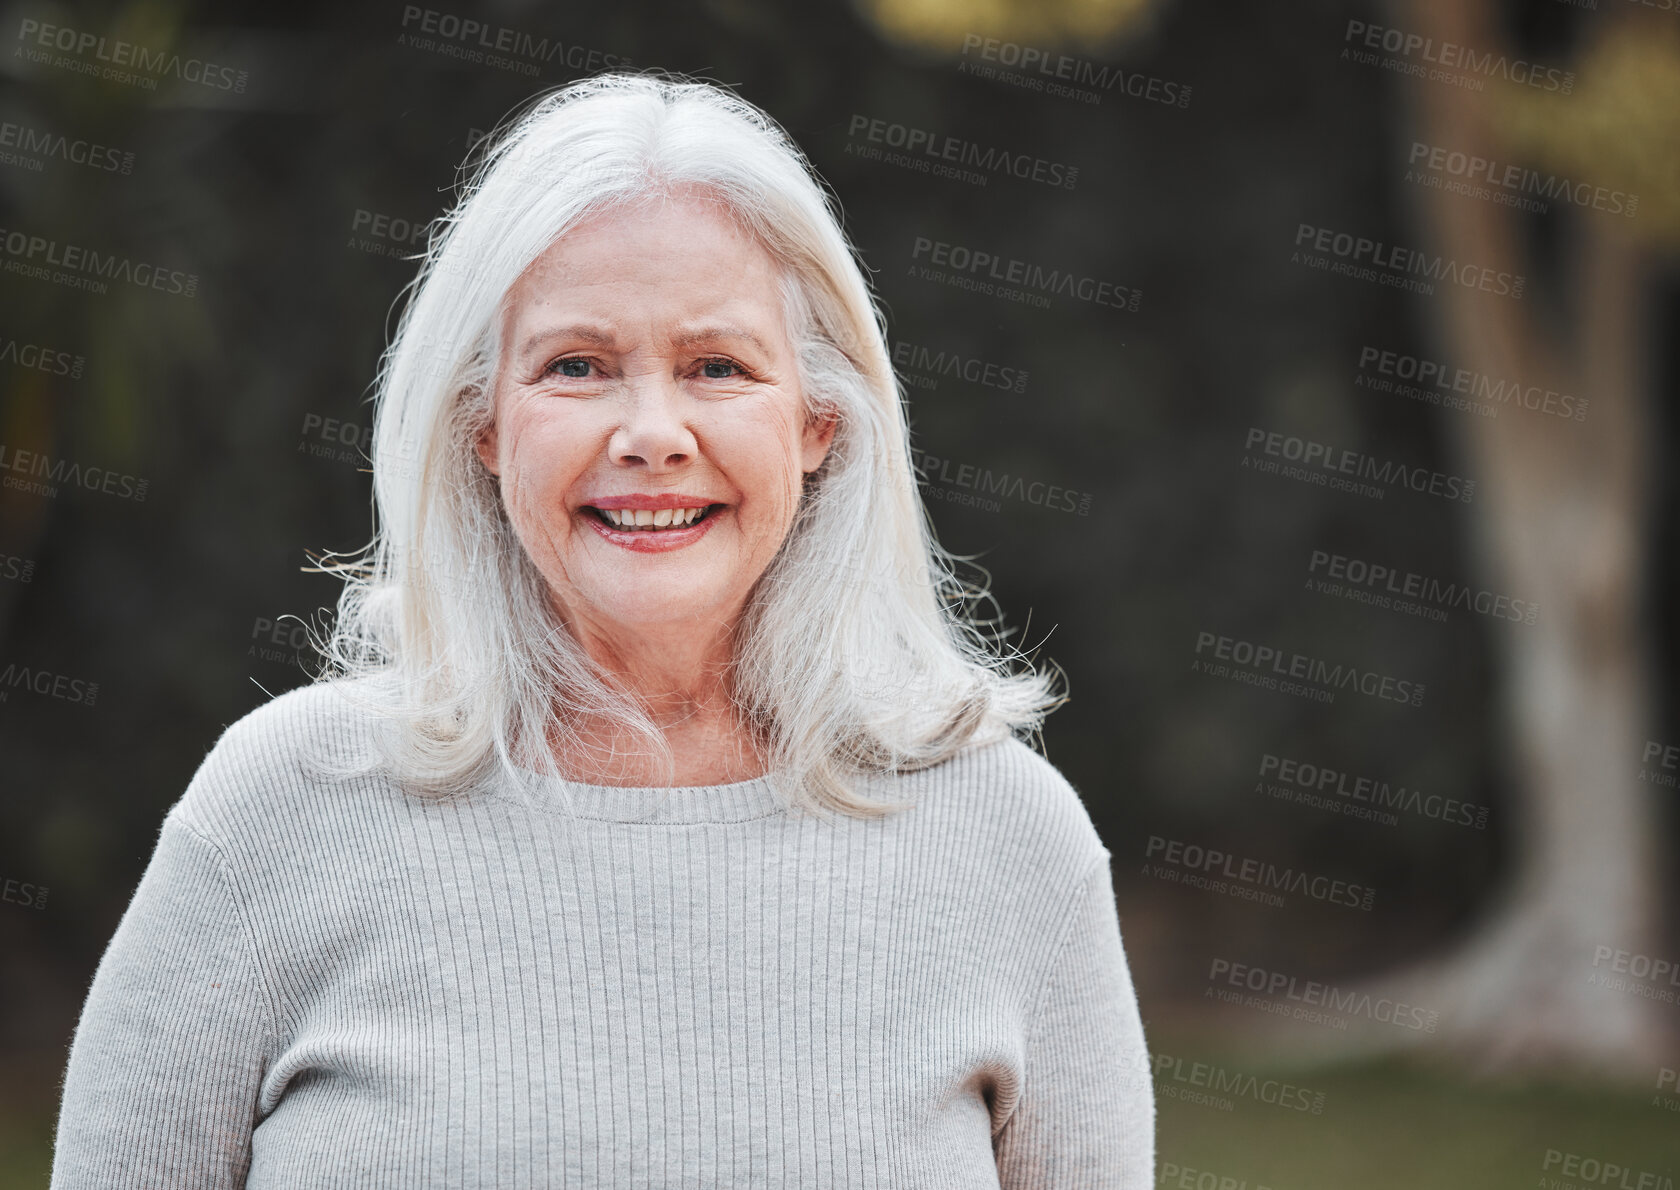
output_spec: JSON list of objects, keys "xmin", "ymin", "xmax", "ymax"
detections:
[
  {"xmin": 580, "ymin": 502, "xmax": 726, "ymax": 553},
  {"xmin": 587, "ymin": 503, "xmax": 721, "ymax": 530}
]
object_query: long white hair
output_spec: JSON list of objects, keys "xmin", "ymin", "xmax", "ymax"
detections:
[{"xmin": 306, "ymin": 68, "xmax": 1063, "ymax": 820}]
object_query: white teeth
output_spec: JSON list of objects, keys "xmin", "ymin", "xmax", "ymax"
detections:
[{"xmin": 595, "ymin": 506, "xmax": 711, "ymax": 530}]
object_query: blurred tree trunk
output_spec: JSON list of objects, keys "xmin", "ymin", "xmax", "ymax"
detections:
[{"xmin": 1372, "ymin": 0, "xmax": 1666, "ymax": 1073}]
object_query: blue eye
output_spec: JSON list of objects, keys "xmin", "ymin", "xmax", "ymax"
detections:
[{"xmin": 543, "ymin": 356, "xmax": 746, "ymax": 381}]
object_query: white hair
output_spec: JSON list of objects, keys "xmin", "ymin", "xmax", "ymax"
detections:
[{"xmin": 306, "ymin": 69, "xmax": 1063, "ymax": 820}]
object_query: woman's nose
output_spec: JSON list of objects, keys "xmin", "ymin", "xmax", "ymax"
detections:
[{"xmin": 608, "ymin": 371, "xmax": 697, "ymax": 470}]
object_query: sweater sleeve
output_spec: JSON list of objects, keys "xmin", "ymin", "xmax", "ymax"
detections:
[
  {"xmin": 994, "ymin": 853, "xmax": 1155, "ymax": 1189},
  {"xmin": 51, "ymin": 812, "xmax": 276, "ymax": 1190}
]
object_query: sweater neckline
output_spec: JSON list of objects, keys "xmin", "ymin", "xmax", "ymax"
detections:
[{"xmin": 498, "ymin": 763, "xmax": 790, "ymax": 824}]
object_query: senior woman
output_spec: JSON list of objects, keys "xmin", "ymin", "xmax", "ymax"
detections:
[{"xmin": 51, "ymin": 72, "xmax": 1154, "ymax": 1187}]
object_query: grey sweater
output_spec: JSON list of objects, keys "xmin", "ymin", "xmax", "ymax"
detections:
[{"xmin": 50, "ymin": 680, "xmax": 1154, "ymax": 1187}]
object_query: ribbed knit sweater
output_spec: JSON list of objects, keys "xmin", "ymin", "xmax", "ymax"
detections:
[{"xmin": 50, "ymin": 679, "xmax": 1154, "ymax": 1188}]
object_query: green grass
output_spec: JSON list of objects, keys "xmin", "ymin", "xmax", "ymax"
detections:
[
  {"xmin": 0, "ymin": 1119, "xmax": 50, "ymax": 1190},
  {"xmin": 1158, "ymin": 1051, "xmax": 1680, "ymax": 1189}
]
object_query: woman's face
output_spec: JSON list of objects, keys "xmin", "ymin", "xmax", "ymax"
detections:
[{"xmin": 476, "ymin": 192, "xmax": 836, "ymax": 651}]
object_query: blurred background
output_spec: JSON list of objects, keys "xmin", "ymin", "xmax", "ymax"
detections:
[{"xmin": 1, "ymin": 0, "xmax": 1677, "ymax": 1184}]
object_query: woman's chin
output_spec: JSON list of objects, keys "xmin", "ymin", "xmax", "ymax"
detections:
[{"xmin": 572, "ymin": 575, "xmax": 737, "ymax": 631}]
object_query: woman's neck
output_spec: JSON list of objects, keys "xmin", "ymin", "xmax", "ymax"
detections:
[
  {"xmin": 548, "ymin": 698, "xmax": 770, "ymax": 787},
  {"xmin": 549, "ymin": 607, "xmax": 769, "ymax": 786}
]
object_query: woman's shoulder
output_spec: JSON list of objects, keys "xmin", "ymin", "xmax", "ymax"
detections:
[
  {"xmin": 166, "ymin": 676, "xmax": 390, "ymax": 851},
  {"xmin": 898, "ymin": 733, "xmax": 1112, "ymax": 876}
]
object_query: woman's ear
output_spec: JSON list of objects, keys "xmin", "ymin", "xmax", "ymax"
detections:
[
  {"xmin": 800, "ymin": 409, "xmax": 839, "ymax": 474},
  {"xmin": 469, "ymin": 381, "xmax": 502, "ymax": 476},
  {"xmin": 474, "ymin": 421, "xmax": 501, "ymax": 476}
]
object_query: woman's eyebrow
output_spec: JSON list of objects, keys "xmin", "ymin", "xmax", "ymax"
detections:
[
  {"xmin": 515, "ymin": 324, "xmax": 617, "ymax": 359},
  {"xmin": 668, "ymin": 325, "xmax": 771, "ymax": 354},
  {"xmin": 514, "ymin": 324, "xmax": 770, "ymax": 359}
]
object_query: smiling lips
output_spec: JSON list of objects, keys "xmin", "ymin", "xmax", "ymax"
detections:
[
  {"xmin": 594, "ymin": 505, "xmax": 714, "ymax": 530},
  {"xmin": 581, "ymin": 494, "xmax": 725, "ymax": 549}
]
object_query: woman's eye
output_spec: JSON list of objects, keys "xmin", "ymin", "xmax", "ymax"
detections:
[
  {"xmin": 546, "ymin": 357, "xmax": 592, "ymax": 379},
  {"xmin": 699, "ymin": 358, "xmax": 743, "ymax": 380}
]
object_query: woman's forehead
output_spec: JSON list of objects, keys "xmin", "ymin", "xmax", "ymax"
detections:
[
  {"xmin": 546, "ymin": 189, "xmax": 761, "ymax": 260},
  {"xmin": 499, "ymin": 205, "xmax": 789, "ymax": 347}
]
